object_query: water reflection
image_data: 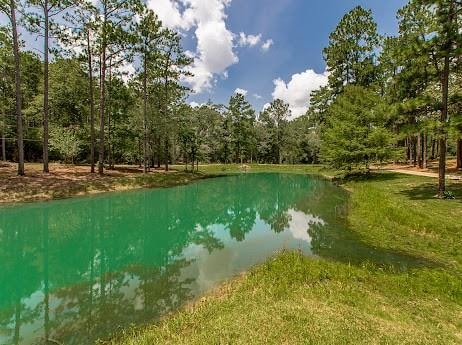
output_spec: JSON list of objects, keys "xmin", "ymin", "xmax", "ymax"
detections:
[{"xmin": 0, "ymin": 173, "xmax": 421, "ymax": 345}]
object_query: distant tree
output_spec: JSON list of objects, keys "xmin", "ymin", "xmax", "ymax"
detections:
[
  {"xmin": 90, "ymin": 0, "xmax": 139, "ymax": 175},
  {"xmin": 49, "ymin": 125, "xmax": 82, "ymax": 163},
  {"xmin": 156, "ymin": 28, "xmax": 192, "ymax": 171},
  {"xmin": 135, "ymin": 8, "xmax": 162, "ymax": 173},
  {"xmin": 259, "ymin": 99, "xmax": 291, "ymax": 164},
  {"xmin": 26, "ymin": 0, "xmax": 76, "ymax": 172},
  {"xmin": 323, "ymin": 6, "xmax": 380, "ymax": 94},
  {"xmin": 395, "ymin": 0, "xmax": 462, "ymax": 196},
  {"xmin": 321, "ymin": 86, "xmax": 396, "ymax": 171},
  {"xmin": 0, "ymin": 0, "xmax": 25, "ymax": 175},
  {"xmin": 227, "ymin": 93, "xmax": 255, "ymax": 163},
  {"xmin": 62, "ymin": 0, "xmax": 99, "ymax": 173}
]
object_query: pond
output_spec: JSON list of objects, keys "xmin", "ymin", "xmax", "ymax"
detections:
[{"xmin": 0, "ymin": 172, "xmax": 390, "ymax": 344}]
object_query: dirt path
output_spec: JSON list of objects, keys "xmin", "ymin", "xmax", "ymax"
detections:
[{"xmin": 385, "ymin": 169, "xmax": 461, "ymax": 181}]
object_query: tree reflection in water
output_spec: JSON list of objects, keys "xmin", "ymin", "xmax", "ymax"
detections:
[{"xmin": 2, "ymin": 173, "xmax": 422, "ymax": 345}]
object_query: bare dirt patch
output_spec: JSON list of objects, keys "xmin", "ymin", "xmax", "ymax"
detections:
[{"xmin": 0, "ymin": 163, "xmax": 182, "ymax": 205}]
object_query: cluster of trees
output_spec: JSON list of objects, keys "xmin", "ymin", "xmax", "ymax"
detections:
[
  {"xmin": 0, "ymin": 0, "xmax": 318, "ymax": 177},
  {"xmin": 1, "ymin": 0, "xmax": 460, "ymax": 196},
  {"xmin": 305, "ymin": 1, "xmax": 461, "ymax": 196}
]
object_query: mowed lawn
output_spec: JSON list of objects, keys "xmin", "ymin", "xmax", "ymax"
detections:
[{"xmin": 107, "ymin": 168, "xmax": 462, "ymax": 345}]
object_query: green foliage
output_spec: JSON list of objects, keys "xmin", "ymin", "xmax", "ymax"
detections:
[
  {"xmin": 443, "ymin": 190, "xmax": 455, "ymax": 199},
  {"xmin": 49, "ymin": 125, "xmax": 83, "ymax": 163},
  {"xmin": 323, "ymin": 6, "xmax": 380, "ymax": 94},
  {"xmin": 259, "ymin": 99, "xmax": 290, "ymax": 164},
  {"xmin": 321, "ymin": 86, "xmax": 396, "ymax": 170},
  {"xmin": 227, "ymin": 93, "xmax": 255, "ymax": 163}
]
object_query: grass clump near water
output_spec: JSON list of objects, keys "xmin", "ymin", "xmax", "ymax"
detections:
[{"xmin": 109, "ymin": 171, "xmax": 462, "ymax": 345}]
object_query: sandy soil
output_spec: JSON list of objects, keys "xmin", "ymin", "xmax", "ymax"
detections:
[
  {"xmin": 0, "ymin": 162, "xmax": 177, "ymax": 204},
  {"xmin": 380, "ymin": 159, "xmax": 461, "ymax": 180}
]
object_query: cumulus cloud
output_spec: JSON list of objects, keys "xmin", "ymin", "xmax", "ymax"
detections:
[
  {"xmin": 272, "ymin": 69, "xmax": 329, "ymax": 118},
  {"xmin": 238, "ymin": 32, "xmax": 262, "ymax": 47},
  {"xmin": 261, "ymin": 39, "xmax": 273, "ymax": 51},
  {"xmin": 262, "ymin": 103, "xmax": 271, "ymax": 111},
  {"xmin": 148, "ymin": 0, "xmax": 238, "ymax": 93},
  {"xmin": 234, "ymin": 88, "xmax": 248, "ymax": 96},
  {"xmin": 147, "ymin": 0, "xmax": 271, "ymax": 93},
  {"xmin": 190, "ymin": 101, "xmax": 206, "ymax": 108},
  {"xmin": 147, "ymin": 0, "xmax": 193, "ymax": 30}
]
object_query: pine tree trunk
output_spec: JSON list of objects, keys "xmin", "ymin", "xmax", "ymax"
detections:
[
  {"xmin": 156, "ymin": 135, "xmax": 161, "ymax": 168},
  {"xmin": 406, "ymin": 137, "xmax": 410, "ymax": 163},
  {"xmin": 143, "ymin": 55, "xmax": 148, "ymax": 174},
  {"xmin": 107, "ymin": 63, "xmax": 113, "ymax": 170},
  {"xmin": 417, "ymin": 134, "xmax": 423, "ymax": 168},
  {"xmin": 10, "ymin": 0, "xmax": 24, "ymax": 175},
  {"xmin": 43, "ymin": 0, "xmax": 49, "ymax": 173},
  {"xmin": 87, "ymin": 30, "xmax": 96, "ymax": 173},
  {"xmin": 438, "ymin": 54, "xmax": 450, "ymax": 197},
  {"xmin": 164, "ymin": 136, "xmax": 169, "ymax": 172},
  {"xmin": 98, "ymin": 5, "xmax": 107, "ymax": 176},
  {"xmin": 1, "ymin": 124, "xmax": 6, "ymax": 162},
  {"xmin": 423, "ymin": 134, "xmax": 428, "ymax": 169},
  {"xmin": 456, "ymin": 139, "xmax": 462, "ymax": 170}
]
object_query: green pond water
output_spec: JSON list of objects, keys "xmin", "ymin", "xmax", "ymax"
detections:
[{"xmin": 0, "ymin": 173, "xmax": 420, "ymax": 345}]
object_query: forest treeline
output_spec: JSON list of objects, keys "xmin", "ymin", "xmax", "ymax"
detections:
[{"xmin": 0, "ymin": 0, "xmax": 461, "ymax": 196}]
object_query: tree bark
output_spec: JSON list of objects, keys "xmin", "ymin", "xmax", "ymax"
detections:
[
  {"xmin": 1, "ymin": 117, "xmax": 6, "ymax": 161},
  {"xmin": 423, "ymin": 134, "xmax": 428, "ymax": 169},
  {"xmin": 164, "ymin": 136, "xmax": 169, "ymax": 172},
  {"xmin": 438, "ymin": 54, "xmax": 450, "ymax": 197},
  {"xmin": 456, "ymin": 139, "xmax": 462, "ymax": 170},
  {"xmin": 417, "ymin": 133, "xmax": 423, "ymax": 168},
  {"xmin": 143, "ymin": 53, "xmax": 148, "ymax": 174},
  {"xmin": 43, "ymin": 0, "xmax": 49, "ymax": 173},
  {"xmin": 87, "ymin": 29, "xmax": 96, "ymax": 173},
  {"xmin": 10, "ymin": 0, "xmax": 24, "ymax": 175},
  {"xmin": 98, "ymin": 3, "xmax": 107, "ymax": 175},
  {"xmin": 107, "ymin": 62, "xmax": 113, "ymax": 170}
]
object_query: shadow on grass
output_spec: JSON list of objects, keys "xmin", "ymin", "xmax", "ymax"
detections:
[
  {"xmin": 332, "ymin": 171, "xmax": 405, "ymax": 184},
  {"xmin": 309, "ymin": 219, "xmax": 444, "ymax": 272},
  {"xmin": 398, "ymin": 182, "xmax": 462, "ymax": 202}
]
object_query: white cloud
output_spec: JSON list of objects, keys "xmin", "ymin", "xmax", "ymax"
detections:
[
  {"xmin": 261, "ymin": 39, "xmax": 273, "ymax": 51},
  {"xmin": 238, "ymin": 32, "xmax": 261, "ymax": 47},
  {"xmin": 272, "ymin": 69, "xmax": 329, "ymax": 118},
  {"xmin": 253, "ymin": 93, "xmax": 262, "ymax": 100},
  {"xmin": 148, "ymin": 0, "xmax": 238, "ymax": 93},
  {"xmin": 148, "ymin": 0, "xmax": 272, "ymax": 93},
  {"xmin": 190, "ymin": 101, "xmax": 206, "ymax": 108},
  {"xmin": 262, "ymin": 103, "xmax": 271, "ymax": 111},
  {"xmin": 286, "ymin": 210, "xmax": 324, "ymax": 242},
  {"xmin": 147, "ymin": 0, "xmax": 193, "ymax": 30},
  {"xmin": 234, "ymin": 88, "xmax": 248, "ymax": 96}
]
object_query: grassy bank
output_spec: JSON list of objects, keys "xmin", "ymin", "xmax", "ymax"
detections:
[{"xmin": 108, "ymin": 171, "xmax": 462, "ymax": 345}]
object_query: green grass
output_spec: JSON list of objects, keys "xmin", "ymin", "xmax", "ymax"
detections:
[
  {"xmin": 107, "ymin": 167, "xmax": 462, "ymax": 345},
  {"xmin": 191, "ymin": 163, "xmax": 336, "ymax": 177}
]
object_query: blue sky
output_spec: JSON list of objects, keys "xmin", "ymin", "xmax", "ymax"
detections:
[{"xmin": 154, "ymin": 0, "xmax": 407, "ymax": 116}]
